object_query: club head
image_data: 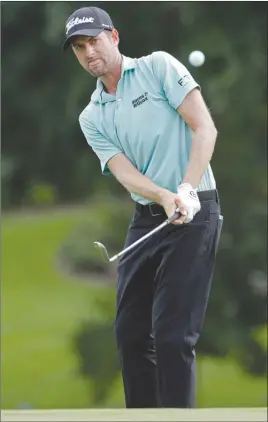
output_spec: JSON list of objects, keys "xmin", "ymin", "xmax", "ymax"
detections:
[{"xmin": 93, "ymin": 242, "xmax": 111, "ymax": 263}]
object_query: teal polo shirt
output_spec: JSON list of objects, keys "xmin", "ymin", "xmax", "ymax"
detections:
[{"xmin": 79, "ymin": 51, "xmax": 216, "ymax": 205}]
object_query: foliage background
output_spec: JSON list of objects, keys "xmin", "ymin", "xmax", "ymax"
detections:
[{"xmin": 1, "ymin": 1, "xmax": 267, "ymax": 409}]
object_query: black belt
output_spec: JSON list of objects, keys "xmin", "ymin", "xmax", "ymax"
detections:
[{"xmin": 136, "ymin": 189, "xmax": 219, "ymax": 217}]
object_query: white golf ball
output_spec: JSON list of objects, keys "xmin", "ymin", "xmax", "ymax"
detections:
[{"xmin": 188, "ymin": 51, "xmax": 205, "ymax": 67}]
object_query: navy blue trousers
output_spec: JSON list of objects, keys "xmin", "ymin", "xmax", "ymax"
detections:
[{"xmin": 115, "ymin": 190, "xmax": 222, "ymax": 408}]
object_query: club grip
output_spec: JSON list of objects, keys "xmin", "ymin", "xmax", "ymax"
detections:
[{"xmin": 166, "ymin": 211, "xmax": 181, "ymax": 224}]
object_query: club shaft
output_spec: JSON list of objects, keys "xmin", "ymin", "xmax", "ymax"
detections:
[{"xmin": 109, "ymin": 212, "xmax": 180, "ymax": 262}]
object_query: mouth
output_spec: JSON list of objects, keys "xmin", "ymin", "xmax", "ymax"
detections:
[{"xmin": 88, "ymin": 59, "xmax": 101, "ymax": 67}]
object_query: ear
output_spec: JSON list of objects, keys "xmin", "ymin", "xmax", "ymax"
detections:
[{"xmin": 111, "ymin": 29, "xmax": 120, "ymax": 47}]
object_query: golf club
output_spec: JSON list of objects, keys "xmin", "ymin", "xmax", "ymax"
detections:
[{"xmin": 94, "ymin": 211, "xmax": 181, "ymax": 263}]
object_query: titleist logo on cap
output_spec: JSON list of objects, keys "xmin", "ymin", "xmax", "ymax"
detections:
[{"xmin": 66, "ymin": 16, "xmax": 95, "ymax": 34}]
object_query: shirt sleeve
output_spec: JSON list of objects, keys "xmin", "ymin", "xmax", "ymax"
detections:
[
  {"xmin": 79, "ymin": 112, "xmax": 123, "ymax": 175},
  {"xmin": 151, "ymin": 51, "xmax": 200, "ymax": 110}
]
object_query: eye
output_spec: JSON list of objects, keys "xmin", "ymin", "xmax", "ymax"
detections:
[{"xmin": 74, "ymin": 45, "xmax": 81, "ymax": 51}]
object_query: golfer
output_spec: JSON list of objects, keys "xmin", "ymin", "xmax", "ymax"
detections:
[{"xmin": 63, "ymin": 6, "xmax": 223, "ymax": 408}]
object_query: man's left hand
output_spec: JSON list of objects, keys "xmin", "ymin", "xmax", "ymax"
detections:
[{"xmin": 176, "ymin": 183, "xmax": 201, "ymax": 223}]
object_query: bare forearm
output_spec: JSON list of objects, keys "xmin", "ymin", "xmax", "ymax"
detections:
[
  {"xmin": 108, "ymin": 153, "xmax": 168, "ymax": 204},
  {"xmin": 183, "ymin": 127, "xmax": 217, "ymax": 188}
]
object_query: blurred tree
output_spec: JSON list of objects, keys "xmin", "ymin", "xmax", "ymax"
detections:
[
  {"xmin": 74, "ymin": 321, "xmax": 120, "ymax": 405},
  {"xmin": 74, "ymin": 292, "xmax": 119, "ymax": 405}
]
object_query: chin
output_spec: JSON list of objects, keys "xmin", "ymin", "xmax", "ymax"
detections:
[
  {"xmin": 90, "ymin": 66, "xmax": 107, "ymax": 77},
  {"xmin": 88, "ymin": 69, "xmax": 103, "ymax": 78}
]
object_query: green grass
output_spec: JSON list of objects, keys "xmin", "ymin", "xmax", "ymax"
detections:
[
  {"xmin": 1, "ymin": 408, "xmax": 268, "ymax": 422},
  {"xmin": 1, "ymin": 206, "xmax": 267, "ymax": 409},
  {"xmin": 196, "ymin": 357, "xmax": 266, "ymax": 407},
  {"xmin": 2, "ymin": 206, "xmax": 115, "ymax": 409}
]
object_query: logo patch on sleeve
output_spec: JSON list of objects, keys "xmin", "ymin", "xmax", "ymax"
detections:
[{"xmin": 178, "ymin": 75, "xmax": 191, "ymax": 87}]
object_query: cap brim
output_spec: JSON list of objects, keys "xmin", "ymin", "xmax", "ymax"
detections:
[{"xmin": 63, "ymin": 28, "xmax": 104, "ymax": 51}]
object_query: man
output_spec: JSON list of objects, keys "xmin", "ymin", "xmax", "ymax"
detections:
[{"xmin": 63, "ymin": 6, "xmax": 223, "ymax": 408}]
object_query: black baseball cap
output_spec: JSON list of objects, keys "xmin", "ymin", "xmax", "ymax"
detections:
[{"xmin": 63, "ymin": 7, "xmax": 114, "ymax": 50}]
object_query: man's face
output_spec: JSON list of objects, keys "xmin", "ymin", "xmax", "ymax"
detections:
[{"xmin": 71, "ymin": 30, "xmax": 119, "ymax": 77}]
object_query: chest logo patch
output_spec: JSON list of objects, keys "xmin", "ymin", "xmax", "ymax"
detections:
[{"xmin": 132, "ymin": 92, "xmax": 148, "ymax": 108}]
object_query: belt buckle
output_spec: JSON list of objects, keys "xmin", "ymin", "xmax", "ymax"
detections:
[{"xmin": 148, "ymin": 203, "xmax": 163, "ymax": 217}]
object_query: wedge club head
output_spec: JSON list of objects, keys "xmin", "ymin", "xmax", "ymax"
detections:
[
  {"xmin": 93, "ymin": 242, "xmax": 117, "ymax": 263},
  {"xmin": 93, "ymin": 211, "xmax": 181, "ymax": 264}
]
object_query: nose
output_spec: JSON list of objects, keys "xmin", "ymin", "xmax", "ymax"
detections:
[{"xmin": 84, "ymin": 42, "xmax": 95, "ymax": 59}]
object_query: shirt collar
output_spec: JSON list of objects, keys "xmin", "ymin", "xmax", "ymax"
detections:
[
  {"xmin": 92, "ymin": 55, "xmax": 136, "ymax": 104},
  {"xmin": 122, "ymin": 55, "xmax": 136, "ymax": 72}
]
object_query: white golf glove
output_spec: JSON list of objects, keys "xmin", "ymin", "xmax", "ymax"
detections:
[{"xmin": 176, "ymin": 183, "xmax": 201, "ymax": 223}]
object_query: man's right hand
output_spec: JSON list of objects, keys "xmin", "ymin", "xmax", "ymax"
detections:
[{"xmin": 158, "ymin": 190, "xmax": 187, "ymax": 225}]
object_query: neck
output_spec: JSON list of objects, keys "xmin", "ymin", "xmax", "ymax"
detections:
[{"xmin": 100, "ymin": 54, "xmax": 123, "ymax": 95}]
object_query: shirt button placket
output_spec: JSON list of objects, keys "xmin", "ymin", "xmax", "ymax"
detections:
[{"xmin": 114, "ymin": 88, "xmax": 122, "ymax": 144}]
